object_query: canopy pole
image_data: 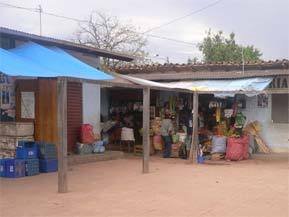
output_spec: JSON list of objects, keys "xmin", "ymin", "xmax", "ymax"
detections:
[
  {"xmin": 57, "ymin": 77, "xmax": 68, "ymax": 193},
  {"xmin": 142, "ymin": 87, "xmax": 150, "ymax": 173},
  {"xmin": 189, "ymin": 92, "xmax": 199, "ymax": 163}
]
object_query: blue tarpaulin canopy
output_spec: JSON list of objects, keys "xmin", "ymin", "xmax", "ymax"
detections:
[
  {"xmin": 0, "ymin": 47, "xmax": 57, "ymax": 77},
  {"xmin": 0, "ymin": 42, "xmax": 113, "ymax": 80}
]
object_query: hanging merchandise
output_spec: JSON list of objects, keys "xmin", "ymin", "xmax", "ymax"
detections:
[
  {"xmin": 224, "ymin": 109, "xmax": 233, "ymax": 118},
  {"xmin": 232, "ymin": 102, "xmax": 238, "ymax": 117},
  {"xmin": 209, "ymin": 101, "xmax": 218, "ymax": 109},
  {"xmin": 235, "ymin": 112, "xmax": 246, "ymax": 128},
  {"xmin": 216, "ymin": 107, "xmax": 221, "ymax": 123}
]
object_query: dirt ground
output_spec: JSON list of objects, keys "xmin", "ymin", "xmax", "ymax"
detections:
[{"xmin": 1, "ymin": 154, "xmax": 288, "ymax": 217}]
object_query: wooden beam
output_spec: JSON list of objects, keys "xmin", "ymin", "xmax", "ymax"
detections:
[
  {"xmin": 57, "ymin": 77, "xmax": 68, "ymax": 193},
  {"xmin": 142, "ymin": 87, "xmax": 150, "ymax": 173},
  {"xmin": 189, "ymin": 92, "xmax": 199, "ymax": 163}
]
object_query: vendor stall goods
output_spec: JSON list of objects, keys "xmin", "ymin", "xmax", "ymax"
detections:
[
  {"xmin": 153, "ymin": 135, "xmax": 163, "ymax": 151},
  {"xmin": 81, "ymin": 124, "xmax": 95, "ymax": 144},
  {"xmin": 243, "ymin": 121, "xmax": 271, "ymax": 153},
  {"xmin": 211, "ymin": 136, "xmax": 227, "ymax": 153},
  {"xmin": 225, "ymin": 135, "xmax": 249, "ymax": 161}
]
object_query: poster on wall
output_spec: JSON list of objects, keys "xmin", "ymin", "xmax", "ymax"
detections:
[
  {"xmin": 21, "ymin": 92, "xmax": 35, "ymax": 119},
  {"xmin": 257, "ymin": 94, "xmax": 268, "ymax": 108},
  {"xmin": 0, "ymin": 73, "xmax": 15, "ymax": 121}
]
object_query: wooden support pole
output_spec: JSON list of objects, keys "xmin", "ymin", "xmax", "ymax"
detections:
[
  {"xmin": 57, "ymin": 78, "xmax": 68, "ymax": 193},
  {"xmin": 189, "ymin": 92, "xmax": 199, "ymax": 164},
  {"xmin": 142, "ymin": 87, "xmax": 150, "ymax": 173}
]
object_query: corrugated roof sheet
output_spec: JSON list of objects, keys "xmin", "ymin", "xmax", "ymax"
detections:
[
  {"xmin": 0, "ymin": 27, "xmax": 134, "ymax": 61},
  {"xmin": 114, "ymin": 60, "xmax": 289, "ymax": 81}
]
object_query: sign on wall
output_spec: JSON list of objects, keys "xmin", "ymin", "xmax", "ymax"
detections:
[{"xmin": 21, "ymin": 92, "xmax": 35, "ymax": 119}]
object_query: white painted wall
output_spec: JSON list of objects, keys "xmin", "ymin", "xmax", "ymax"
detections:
[
  {"xmin": 241, "ymin": 95, "xmax": 289, "ymax": 153},
  {"xmin": 83, "ymin": 83, "xmax": 101, "ymax": 134}
]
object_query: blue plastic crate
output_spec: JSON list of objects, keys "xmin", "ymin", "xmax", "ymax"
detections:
[
  {"xmin": 25, "ymin": 158, "xmax": 39, "ymax": 176},
  {"xmin": 0, "ymin": 159, "xmax": 6, "ymax": 177},
  {"xmin": 16, "ymin": 146, "xmax": 38, "ymax": 159},
  {"xmin": 39, "ymin": 159, "xmax": 58, "ymax": 173},
  {"xmin": 18, "ymin": 141, "xmax": 34, "ymax": 148},
  {"xmin": 5, "ymin": 159, "xmax": 25, "ymax": 178},
  {"xmin": 37, "ymin": 142, "xmax": 57, "ymax": 159}
]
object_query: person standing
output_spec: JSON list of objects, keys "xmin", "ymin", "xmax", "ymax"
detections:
[{"xmin": 161, "ymin": 111, "xmax": 174, "ymax": 158}]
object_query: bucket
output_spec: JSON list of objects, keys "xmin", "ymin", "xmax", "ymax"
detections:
[{"xmin": 197, "ymin": 155, "xmax": 205, "ymax": 164}]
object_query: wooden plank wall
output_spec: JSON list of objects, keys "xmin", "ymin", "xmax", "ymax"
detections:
[
  {"xmin": 15, "ymin": 79, "xmax": 58, "ymax": 145},
  {"xmin": 35, "ymin": 78, "xmax": 58, "ymax": 144}
]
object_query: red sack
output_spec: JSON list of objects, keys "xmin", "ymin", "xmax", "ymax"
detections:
[
  {"xmin": 226, "ymin": 135, "xmax": 249, "ymax": 161},
  {"xmin": 80, "ymin": 124, "xmax": 95, "ymax": 144}
]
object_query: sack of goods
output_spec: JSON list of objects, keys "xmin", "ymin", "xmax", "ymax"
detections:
[
  {"xmin": 81, "ymin": 124, "xmax": 95, "ymax": 144},
  {"xmin": 226, "ymin": 135, "xmax": 249, "ymax": 161},
  {"xmin": 211, "ymin": 136, "xmax": 227, "ymax": 153},
  {"xmin": 171, "ymin": 143, "xmax": 181, "ymax": 158},
  {"xmin": 121, "ymin": 127, "xmax": 135, "ymax": 141},
  {"xmin": 153, "ymin": 135, "xmax": 163, "ymax": 151},
  {"xmin": 76, "ymin": 143, "xmax": 93, "ymax": 155},
  {"xmin": 92, "ymin": 141, "xmax": 107, "ymax": 153}
]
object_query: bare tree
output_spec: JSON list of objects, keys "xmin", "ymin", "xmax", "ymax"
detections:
[{"xmin": 75, "ymin": 11, "xmax": 149, "ymax": 67}]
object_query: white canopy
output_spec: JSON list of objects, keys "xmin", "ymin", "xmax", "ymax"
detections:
[{"xmin": 162, "ymin": 77, "xmax": 273, "ymax": 96}]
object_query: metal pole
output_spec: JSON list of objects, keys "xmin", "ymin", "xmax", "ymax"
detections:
[
  {"xmin": 38, "ymin": 4, "xmax": 42, "ymax": 36},
  {"xmin": 241, "ymin": 46, "xmax": 245, "ymax": 74}
]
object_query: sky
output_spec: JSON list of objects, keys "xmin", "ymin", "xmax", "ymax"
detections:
[{"xmin": 0, "ymin": 0, "xmax": 288, "ymax": 63}]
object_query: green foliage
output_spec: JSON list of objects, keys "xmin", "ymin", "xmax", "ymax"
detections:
[{"xmin": 198, "ymin": 30, "xmax": 262, "ymax": 62}]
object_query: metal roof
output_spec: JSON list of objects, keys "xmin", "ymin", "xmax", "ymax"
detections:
[
  {"xmin": 0, "ymin": 27, "xmax": 134, "ymax": 62},
  {"xmin": 114, "ymin": 60, "xmax": 289, "ymax": 81}
]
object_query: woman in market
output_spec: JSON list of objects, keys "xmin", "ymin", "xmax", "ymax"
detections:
[{"xmin": 161, "ymin": 111, "xmax": 174, "ymax": 158}]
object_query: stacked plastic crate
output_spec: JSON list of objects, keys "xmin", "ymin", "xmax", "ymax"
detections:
[
  {"xmin": 38, "ymin": 142, "xmax": 58, "ymax": 173},
  {"xmin": 16, "ymin": 141, "xmax": 39, "ymax": 176},
  {"xmin": 3, "ymin": 158, "xmax": 26, "ymax": 178}
]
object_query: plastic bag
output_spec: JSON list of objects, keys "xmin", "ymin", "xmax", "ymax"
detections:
[
  {"xmin": 81, "ymin": 124, "xmax": 95, "ymax": 144},
  {"xmin": 211, "ymin": 136, "xmax": 227, "ymax": 153},
  {"xmin": 225, "ymin": 135, "xmax": 249, "ymax": 161}
]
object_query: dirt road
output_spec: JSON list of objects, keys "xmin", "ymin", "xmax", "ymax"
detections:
[{"xmin": 1, "ymin": 154, "xmax": 288, "ymax": 217}]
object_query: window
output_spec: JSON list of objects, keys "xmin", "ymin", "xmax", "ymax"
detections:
[
  {"xmin": 272, "ymin": 94, "xmax": 289, "ymax": 123},
  {"xmin": 257, "ymin": 94, "xmax": 268, "ymax": 108}
]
